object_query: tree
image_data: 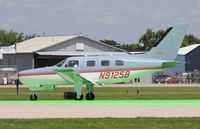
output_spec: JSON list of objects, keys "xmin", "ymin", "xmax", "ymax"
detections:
[
  {"xmin": 100, "ymin": 39, "xmax": 141, "ymax": 52},
  {"xmin": 100, "ymin": 40, "xmax": 121, "ymax": 48},
  {"xmin": 139, "ymin": 29, "xmax": 166, "ymax": 51},
  {"xmin": 0, "ymin": 29, "xmax": 37, "ymax": 46},
  {"xmin": 138, "ymin": 28, "xmax": 200, "ymax": 51},
  {"xmin": 120, "ymin": 44, "xmax": 141, "ymax": 52},
  {"xmin": 181, "ymin": 34, "xmax": 200, "ymax": 47},
  {"xmin": 100, "ymin": 30, "xmax": 200, "ymax": 52},
  {"xmin": 139, "ymin": 29, "xmax": 156, "ymax": 51}
]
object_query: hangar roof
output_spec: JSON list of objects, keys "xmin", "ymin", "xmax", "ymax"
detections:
[
  {"xmin": 36, "ymin": 51, "xmax": 128, "ymax": 56},
  {"xmin": 178, "ymin": 44, "xmax": 200, "ymax": 55},
  {"xmin": 15, "ymin": 35, "xmax": 126, "ymax": 53},
  {"xmin": 16, "ymin": 35, "xmax": 77, "ymax": 53}
]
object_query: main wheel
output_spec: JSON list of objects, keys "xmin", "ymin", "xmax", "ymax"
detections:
[
  {"xmin": 30, "ymin": 94, "xmax": 37, "ymax": 101},
  {"xmin": 75, "ymin": 93, "xmax": 83, "ymax": 100},
  {"xmin": 86, "ymin": 93, "xmax": 95, "ymax": 100}
]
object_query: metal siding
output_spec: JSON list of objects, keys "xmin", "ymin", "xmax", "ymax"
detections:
[
  {"xmin": 0, "ymin": 54, "xmax": 16, "ymax": 65},
  {"xmin": 185, "ymin": 46, "xmax": 200, "ymax": 72},
  {"xmin": 140, "ymin": 74, "xmax": 153, "ymax": 83},
  {"xmin": 39, "ymin": 37, "xmax": 121, "ymax": 52},
  {"xmin": 17, "ymin": 54, "xmax": 34, "ymax": 71}
]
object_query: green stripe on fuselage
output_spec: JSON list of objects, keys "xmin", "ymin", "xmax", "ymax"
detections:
[{"xmin": 162, "ymin": 62, "xmax": 180, "ymax": 68}]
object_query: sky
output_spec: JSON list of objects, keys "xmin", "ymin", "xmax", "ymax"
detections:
[{"xmin": 0, "ymin": 0, "xmax": 199, "ymax": 44}]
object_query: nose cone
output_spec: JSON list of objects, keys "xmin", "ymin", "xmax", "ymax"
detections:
[{"xmin": 9, "ymin": 73, "xmax": 18, "ymax": 80}]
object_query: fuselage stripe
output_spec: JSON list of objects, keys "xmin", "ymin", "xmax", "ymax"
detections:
[
  {"xmin": 19, "ymin": 66, "xmax": 161, "ymax": 77},
  {"xmin": 78, "ymin": 66, "xmax": 161, "ymax": 73}
]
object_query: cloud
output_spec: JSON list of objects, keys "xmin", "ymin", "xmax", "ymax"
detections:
[
  {"xmin": 8, "ymin": 16, "xmax": 27, "ymax": 24},
  {"xmin": 0, "ymin": 0, "xmax": 46, "ymax": 8},
  {"xmin": 148, "ymin": 8, "xmax": 178, "ymax": 20},
  {"xmin": 93, "ymin": 16, "xmax": 121, "ymax": 25},
  {"xmin": 189, "ymin": 9, "xmax": 200, "ymax": 16},
  {"xmin": 148, "ymin": 11, "xmax": 167, "ymax": 19}
]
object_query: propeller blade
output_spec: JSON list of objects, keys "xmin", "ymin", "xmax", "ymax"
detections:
[
  {"xmin": 16, "ymin": 72, "xmax": 19, "ymax": 96},
  {"xmin": 16, "ymin": 79, "xmax": 19, "ymax": 96}
]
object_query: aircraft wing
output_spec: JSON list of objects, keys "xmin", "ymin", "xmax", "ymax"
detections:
[{"xmin": 55, "ymin": 69, "xmax": 97, "ymax": 84}]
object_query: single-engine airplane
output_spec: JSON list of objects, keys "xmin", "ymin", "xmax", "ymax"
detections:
[{"xmin": 11, "ymin": 24, "xmax": 188, "ymax": 100}]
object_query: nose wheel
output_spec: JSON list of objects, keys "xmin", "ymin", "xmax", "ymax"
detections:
[
  {"xmin": 30, "ymin": 93, "xmax": 37, "ymax": 101},
  {"xmin": 86, "ymin": 93, "xmax": 95, "ymax": 100}
]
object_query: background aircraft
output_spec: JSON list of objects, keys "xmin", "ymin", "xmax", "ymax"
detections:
[{"xmin": 11, "ymin": 24, "xmax": 188, "ymax": 100}]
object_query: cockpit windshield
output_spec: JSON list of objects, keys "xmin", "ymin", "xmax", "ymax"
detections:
[{"xmin": 55, "ymin": 59, "xmax": 67, "ymax": 67}]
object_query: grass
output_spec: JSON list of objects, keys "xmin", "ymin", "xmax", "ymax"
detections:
[
  {"xmin": 1, "ymin": 87, "xmax": 200, "ymax": 128},
  {"xmin": 0, "ymin": 118, "xmax": 200, "ymax": 129},
  {"xmin": 1, "ymin": 87, "xmax": 200, "ymax": 100}
]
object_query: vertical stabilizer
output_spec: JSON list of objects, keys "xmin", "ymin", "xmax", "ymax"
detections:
[{"xmin": 142, "ymin": 24, "xmax": 189, "ymax": 60}]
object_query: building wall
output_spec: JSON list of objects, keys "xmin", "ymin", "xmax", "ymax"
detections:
[
  {"xmin": 140, "ymin": 74, "xmax": 153, "ymax": 83},
  {"xmin": 0, "ymin": 54, "xmax": 16, "ymax": 66},
  {"xmin": 185, "ymin": 46, "xmax": 200, "ymax": 72},
  {"xmin": 130, "ymin": 74, "xmax": 153, "ymax": 84},
  {"xmin": 39, "ymin": 37, "xmax": 122, "ymax": 52},
  {"xmin": 17, "ymin": 53, "xmax": 34, "ymax": 71},
  {"xmin": 0, "ymin": 53, "xmax": 34, "ymax": 71}
]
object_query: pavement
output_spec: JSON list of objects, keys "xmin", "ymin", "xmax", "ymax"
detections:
[
  {"xmin": 1, "ymin": 83, "xmax": 200, "ymax": 88},
  {"xmin": 1, "ymin": 100, "xmax": 200, "ymax": 118}
]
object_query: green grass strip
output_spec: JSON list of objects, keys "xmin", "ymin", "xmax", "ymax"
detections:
[{"xmin": 1, "ymin": 100, "xmax": 200, "ymax": 105}]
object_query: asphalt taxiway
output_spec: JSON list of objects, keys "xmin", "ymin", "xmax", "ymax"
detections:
[{"xmin": 1, "ymin": 100, "xmax": 200, "ymax": 118}]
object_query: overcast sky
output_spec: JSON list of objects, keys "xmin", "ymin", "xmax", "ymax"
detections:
[{"xmin": 0, "ymin": 0, "xmax": 199, "ymax": 44}]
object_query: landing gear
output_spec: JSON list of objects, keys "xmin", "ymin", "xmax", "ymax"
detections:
[
  {"xmin": 64, "ymin": 82, "xmax": 95, "ymax": 101},
  {"xmin": 86, "ymin": 83, "xmax": 95, "ymax": 100},
  {"xmin": 30, "ymin": 93, "xmax": 37, "ymax": 101},
  {"xmin": 75, "ymin": 93, "xmax": 83, "ymax": 100},
  {"xmin": 86, "ymin": 93, "xmax": 95, "ymax": 100}
]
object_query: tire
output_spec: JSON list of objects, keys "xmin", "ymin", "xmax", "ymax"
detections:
[
  {"xmin": 75, "ymin": 93, "xmax": 83, "ymax": 100},
  {"xmin": 86, "ymin": 93, "xmax": 95, "ymax": 100},
  {"xmin": 30, "ymin": 94, "xmax": 37, "ymax": 101}
]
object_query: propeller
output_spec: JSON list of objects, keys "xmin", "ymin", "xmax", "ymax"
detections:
[{"xmin": 16, "ymin": 78, "xmax": 19, "ymax": 96}]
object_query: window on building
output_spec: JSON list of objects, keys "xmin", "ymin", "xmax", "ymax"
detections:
[
  {"xmin": 138, "ymin": 78, "xmax": 140, "ymax": 83},
  {"xmin": 115, "ymin": 60, "xmax": 124, "ymax": 66},
  {"xmin": 101, "ymin": 60, "xmax": 110, "ymax": 66},
  {"xmin": 87, "ymin": 61, "xmax": 95, "ymax": 67},
  {"xmin": 76, "ymin": 43, "xmax": 84, "ymax": 50},
  {"xmin": 66, "ymin": 60, "xmax": 79, "ymax": 67},
  {"xmin": 134, "ymin": 78, "xmax": 140, "ymax": 83},
  {"xmin": 134, "ymin": 78, "xmax": 137, "ymax": 82}
]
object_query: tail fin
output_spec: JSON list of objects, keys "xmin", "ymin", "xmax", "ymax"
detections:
[{"xmin": 142, "ymin": 24, "xmax": 189, "ymax": 60}]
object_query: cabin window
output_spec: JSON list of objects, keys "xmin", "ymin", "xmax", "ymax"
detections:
[
  {"xmin": 115, "ymin": 60, "xmax": 124, "ymax": 66},
  {"xmin": 66, "ymin": 60, "xmax": 79, "ymax": 67},
  {"xmin": 87, "ymin": 61, "xmax": 95, "ymax": 67},
  {"xmin": 101, "ymin": 60, "xmax": 110, "ymax": 66}
]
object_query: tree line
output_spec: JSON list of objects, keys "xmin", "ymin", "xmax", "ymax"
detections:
[
  {"xmin": 0, "ymin": 29, "xmax": 36, "ymax": 46},
  {"xmin": 0, "ymin": 28, "xmax": 199, "ymax": 52},
  {"xmin": 100, "ymin": 28, "xmax": 200, "ymax": 52}
]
